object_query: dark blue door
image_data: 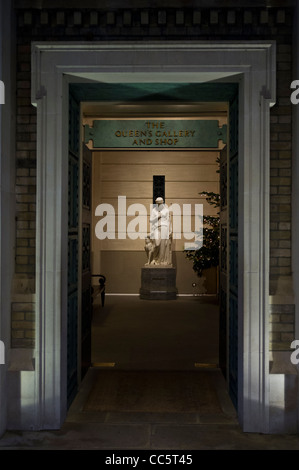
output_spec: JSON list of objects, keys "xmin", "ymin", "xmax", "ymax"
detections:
[
  {"xmin": 81, "ymin": 144, "xmax": 92, "ymax": 379},
  {"xmin": 219, "ymin": 93, "xmax": 239, "ymax": 411},
  {"xmin": 67, "ymin": 94, "xmax": 93, "ymax": 407},
  {"xmin": 219, "ymin": 145, "xmax": 228, "ymax": 379},
  {"xmin": 67, "ymin": 92, "xmax": 80, "ymax": 407},
  {"xmin": 228, "ymin": 94, "xmax": 239, "ymax": 410}
]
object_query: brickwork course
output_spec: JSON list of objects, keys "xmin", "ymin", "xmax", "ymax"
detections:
[{"xmin": 12, "ymin": 3, "xmax": 295, "ymax": 349}]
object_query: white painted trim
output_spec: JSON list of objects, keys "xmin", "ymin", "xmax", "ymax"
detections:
[{"xmin": 31, "ymin": 41, "xmax": 276, "ymax": 432}]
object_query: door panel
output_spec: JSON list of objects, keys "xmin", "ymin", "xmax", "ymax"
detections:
[
  {"xmin": 67, "ymin": 93, "xmax": 92, "ymax": 406},
  {"xmin": 67, "ymin": 93, "xmax": 80, "ymax": 408},
  {"xmin": 219, "ymin": 145, "xmax": 228, "ymax": 379},
  {"xmin": 228, "ymin": 94, "xmax": 239, "ymax": 410},
  {"xmin": 219, "ymin": 92, "xmax": 239, "ymax": 411},
  {"xmin": 81, "ymin": 144, "xmax": 92, "ymax": 379}
]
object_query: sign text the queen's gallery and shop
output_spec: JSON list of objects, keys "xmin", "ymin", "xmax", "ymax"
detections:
[{"xmin": 84, "ymin": 119, "xmax": 227, "ymax": 149}]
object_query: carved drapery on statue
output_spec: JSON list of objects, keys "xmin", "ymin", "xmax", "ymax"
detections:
[
  {"xmin": 144, "ymin": 197, "xmax": 172, "ymax": 266},
  {"xmin": 141, "ymin": 197, "xmax": 177, "ymax": 299}
]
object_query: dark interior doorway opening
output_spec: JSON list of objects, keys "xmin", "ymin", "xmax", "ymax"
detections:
[{"xmin": 67, "ymin": 82, "xmax": 238, "ymax": 414}]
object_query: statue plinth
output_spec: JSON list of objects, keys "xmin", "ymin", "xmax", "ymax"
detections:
[{"xmin": 140, "ymin": 265, "xmax": 177, "ymax": 300}]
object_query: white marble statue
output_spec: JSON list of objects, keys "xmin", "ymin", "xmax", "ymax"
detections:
[{"xmin": 145, "ymin": 196, "xmax": 172, "ymax": 266}]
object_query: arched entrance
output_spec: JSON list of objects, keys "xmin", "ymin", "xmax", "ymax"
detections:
[{"xmin": 31, "ymin": 42, "xmax": 275, "ymax": 433}]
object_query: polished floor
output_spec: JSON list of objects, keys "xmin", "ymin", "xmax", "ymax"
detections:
[
  {"xmin": 91, "ymin": 294, "xmax": 219, "ymax": 370},
  {"xmin": 1, "ymin": 295, "xmax": 299, "ymax": 450}
]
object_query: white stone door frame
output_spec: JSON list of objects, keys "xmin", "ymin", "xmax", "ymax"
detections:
[{"xmin": 31, "ymin": 41, "xmax": 276, "ymax": 433}]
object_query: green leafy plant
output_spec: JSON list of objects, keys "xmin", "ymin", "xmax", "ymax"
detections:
[{"xmin": 185, "ymin": 191, "xmax": 220, "ymax": 277}]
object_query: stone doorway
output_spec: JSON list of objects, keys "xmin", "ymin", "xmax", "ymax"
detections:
[{"xmin": 31, "ymin": 41, "xmax": 275, "ymax": 433}]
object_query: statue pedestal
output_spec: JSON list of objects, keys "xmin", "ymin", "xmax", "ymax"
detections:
[{"xmin": 140, "ymin": 266, "xmax": 177, "ymax": 300}]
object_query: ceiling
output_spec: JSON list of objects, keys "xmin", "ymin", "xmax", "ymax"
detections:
[{"xmin": 72, "ymin": 82, "xmax": 237, "ymax": 118}]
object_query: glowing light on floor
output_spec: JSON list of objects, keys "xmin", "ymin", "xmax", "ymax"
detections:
[
  {"xmin": 194, "ymin": 363, "xmax": 218, "ymax": 368},
  {"xmin": 92, "ymin": 362, "xmax": 116, "ymax": 368}
]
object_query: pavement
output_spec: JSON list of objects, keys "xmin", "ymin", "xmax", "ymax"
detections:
[{"xmin": 0, "ymin": 295, "xmax": 299, "ymax": 451}]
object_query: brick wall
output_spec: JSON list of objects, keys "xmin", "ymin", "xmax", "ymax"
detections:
[
  {"xmin": 12, "ymin": 4, "xmax": 295, "ymax": 350},
  {"xmin": 270, "ymin": 43, "xmax": 292, "ymax": 278},
  {"xmin": 270, "ymin": 304, "xmax": 295, "ymax": 351},
  {"xmin": 15, "ymin": 42, "xmax": 36, "ymax": 280},
  {"xmin": 11, "ymin": 301, "xmax": 35, "ymax": 348}
]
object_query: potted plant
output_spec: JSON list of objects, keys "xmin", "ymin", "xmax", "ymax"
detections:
[{"xmin": 185, "ymin": 190, "xmax": 220, "ymax": 287}]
